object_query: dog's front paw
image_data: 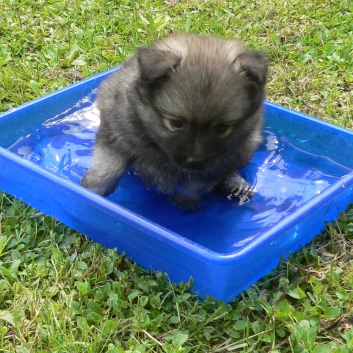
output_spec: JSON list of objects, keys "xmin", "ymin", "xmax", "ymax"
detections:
[
  {"xmin": 80, "ymin": 169, "xmax": 120, "ymax": 196},
  {"xmin": 169, "ymin": 193, "xmax": 202, "ymax": 212},
  {"xmin": 219, "ymin": 174, "xmax": 254, "ymax": 205}
]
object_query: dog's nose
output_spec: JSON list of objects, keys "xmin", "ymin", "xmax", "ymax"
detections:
[{"xmin": 185, "ymin": 157, "xmax": 206, "ymax": 171}]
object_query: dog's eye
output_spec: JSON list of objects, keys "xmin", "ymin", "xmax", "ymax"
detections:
[
  {"xmin": 215, "ymin": 125, "xmax": 231, "ymax": 136},
  {"xmin": 164, "ymin": 118, "xmax": 184, "ymax": 131},
  {"xmin": 170, "ymin": 119, "xmax": 183, "ymax": 129}
]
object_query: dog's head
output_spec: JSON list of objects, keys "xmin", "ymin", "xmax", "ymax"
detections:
[{"xmin": 136, "ymin": 34, "xmax": 268, "ymax": 172}]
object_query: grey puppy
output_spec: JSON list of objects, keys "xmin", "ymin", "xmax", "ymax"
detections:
[{"xmin": 81, "ymin": 34, "xmax": 268, "ymax": 210}]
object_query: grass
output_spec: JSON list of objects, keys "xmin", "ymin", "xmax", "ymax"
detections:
[{"xmin": 1, "ymin": 0, "xmax": 353, "ymax": 352}]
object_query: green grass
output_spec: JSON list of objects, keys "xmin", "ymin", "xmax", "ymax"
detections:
[{"xmin": 1, "ymin": 0, "xmax": 353, "ymax": 352}]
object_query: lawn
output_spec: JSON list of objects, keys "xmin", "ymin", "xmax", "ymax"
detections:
[{"xmin": 1, "ymin": 0, "xmax": 353, "ymax": 352}]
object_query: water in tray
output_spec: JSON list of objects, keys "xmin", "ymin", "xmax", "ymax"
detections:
[{"xmin": 8, "ymin": 93, "xmax": 351, "ymax": 254}]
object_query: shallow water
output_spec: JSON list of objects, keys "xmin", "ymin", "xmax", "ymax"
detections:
[{"xmin": 8, "ymin": 93, "xmax": 351, "ymax": 253}]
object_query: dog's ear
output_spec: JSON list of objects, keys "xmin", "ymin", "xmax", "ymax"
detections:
[
  {"xmin": 137, "ymin": 47, "xmax": 182, "ymax": 83},
  {"xmin": 233, "ymin": 51, "xmax": 268, "ymax": 86}
]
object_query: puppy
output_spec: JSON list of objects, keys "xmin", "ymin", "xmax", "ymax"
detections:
[{"xmin": 81, "ymin": 34, "xmax": 268, "ymax": 210}]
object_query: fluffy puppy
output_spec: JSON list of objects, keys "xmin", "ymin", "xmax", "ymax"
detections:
[{"xmin": 81, "ymin": 34, "xmax": 268, "ymax": 210}]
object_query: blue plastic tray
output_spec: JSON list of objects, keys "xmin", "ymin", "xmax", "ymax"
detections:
[{"xmin": 1, "ymin": 68, "xmax": 353, "ymax": 302}]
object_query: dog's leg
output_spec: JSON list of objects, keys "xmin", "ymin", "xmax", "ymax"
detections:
[
  {"xmin": 169, "ymin": 192, "xmax": 202, "ymax": 212},
  {"xmin": 80, "ymin": 144, "xmax": 129, "ymax": 196},
  {"xmin": 170, "ymin": 178, "xmax": 213, "ymax": 211}
]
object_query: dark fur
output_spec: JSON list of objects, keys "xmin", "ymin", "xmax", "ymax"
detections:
[{"xmin": 81, "ymin": 34, "xmax": 268, "ymax": 210}]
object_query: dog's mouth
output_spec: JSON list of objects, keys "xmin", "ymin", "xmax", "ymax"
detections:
[
  {"xmin": 173, "ymin": 154, "xmax": 220, "ymax": 173},
  {"xmin": 184, "ymin": 159, "xmax": 207, "ymax": 171}
]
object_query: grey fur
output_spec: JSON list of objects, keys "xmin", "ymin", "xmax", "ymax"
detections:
[{"xmin": 81, "ymin": 34, "xmax": 268, "ymax": 210}]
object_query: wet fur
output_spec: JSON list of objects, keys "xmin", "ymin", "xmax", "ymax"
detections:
[{"xmin": 81, "ymin": 34, "xmax": 268, "ymax": 210}]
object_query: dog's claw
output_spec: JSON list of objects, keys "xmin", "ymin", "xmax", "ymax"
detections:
[{"xmin": 223, "ymin": 175, "xmax": 254, "ymax": 205}]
